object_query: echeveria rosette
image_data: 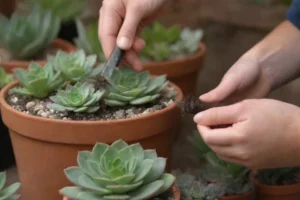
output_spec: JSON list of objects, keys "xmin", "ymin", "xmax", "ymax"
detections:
[
  {"xmin": 104, "ymin": 67, "xmax": 168, "ymax": 106},
  {"xmin": 47, "ymin": 82, "xmax": 105, "ymax": 113},
  {"xmin": 0, "ymin": 172, "xmax": 21, "ymax": 200},
  {"xmin": 12, "ymin": 62, "xmax": 64, "ymax": 98},
  {"xmin": 0, "ymin": 5, "xmax": 60, "ymax": 60},
  {"xmin": 0, "ymin": 67, "xmax": 13, "ymax": 89},
  {"xmin": 60, "ymin": 140, "xmax": 175, "ymax": 200},
  {"xmin": 48, "ymin": 50, "xmax": 102, "ymax": 84}
]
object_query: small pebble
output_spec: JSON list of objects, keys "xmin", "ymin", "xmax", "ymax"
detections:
[
  {"xmin": 115, "ymin": 109, "xmax": 125, "ymax": 119},
  {"xmin": 62, "ymin": 117, "xmax": 68, "ymax": 120},
  {"xmin": 41, "ymin": 112, "xmax": 49, "ymax": 118},
  {"xmin": 11, "ymin": 97, "xmax": 18, "ymax": 103},
  {"xmin": 25, "ymin": 102, "xmax": 35, "ymax": 110}
]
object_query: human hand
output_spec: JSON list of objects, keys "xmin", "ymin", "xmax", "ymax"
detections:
[
  {"xmin": 200, "ymin": 53, "xmax": 271, "ymax": 104},
  {"xmin": 99, "ymin": 0, "xmax": 168, "ymax": 71},
  {"xmin": 193, "ymin": 99, "xmax": 300, "ymax": 169}
]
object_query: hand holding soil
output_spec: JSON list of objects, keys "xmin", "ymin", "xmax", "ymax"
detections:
[{"xmin": 193, "ymin": 98, "xmax": 300, "ymax": 169}]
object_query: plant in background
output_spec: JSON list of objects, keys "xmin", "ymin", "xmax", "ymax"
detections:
[
  {"xmin": 47, "ymin": 82, "xmax": 105, "ymax": 113},
  {"xmin": 173, "ymin": 170, "xmax": 225, "ymax": 200},
  {"xmin": 74, "ymin": 20, "xmax": 106, "ymax": 62},
  {"xmin": 256, "ymin": 167, "xmax": 300, "ymax": 185},
  {"xmin": 60, "ymin": 140, "xmax": 175, "ymax": 200},
  {"xmin": 0, "ymin": 67, "xmax": 13, "ymax": 89},
  {"xmin": 104, "ymin": 67, "xmax": 168, "ymax": 106},
  {"xmin": 26, "ymin": 0, "xmax": 86, "ymax": 22},
  {"xmin": 0, "ymin": 171, "xmax": 21, "ymax": 199},
  {"xmin": 48, "ymin": 50, "xmax": 102, "ymax": 84},
  {"xmin": 0, "ymin": 6, "xmax": 60, "ymax": 60},
  {"xmin": 12, "ymin": 63, "xmax": 64, "ymax": 98},
  {"xmin": 188, "ymin": 132, "xmax": 253, "ymax": 196}
]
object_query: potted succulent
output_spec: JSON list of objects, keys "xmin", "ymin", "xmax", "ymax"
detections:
[
  {"xmin": 0, "ymin": 171, "xmax": 21, "ymax": 199},
  {"xmin": 188, "ymin": 132, "xmax": 254, "ymax": 200},
  {"xmin": 0, "ymin": 5, "xmax": 76, "ymax": 73},
  {"xmin": 23, "ymin": 0, "xmax": 86, "ymax": 43},
  {"xmin": 0, "ymin": 50, "xmax": 183, "ymax": 200},
  {"xmin": 254, "ymin": 167, "xmax": 300, "ymax": 200},
  {"xmin": 60, "ymin": 140, "xmax": 180, "ymax": 200},
  {"xmin": 0, "ymin": 67, "xmax": 14, "ymax": 170},
  {"xmin": 173, "ymin": 169, "xmax": 227, "ymax": 200},
  {"xmin": 141, "ymin": 22, "xmax": 206, "ymax": 95}
]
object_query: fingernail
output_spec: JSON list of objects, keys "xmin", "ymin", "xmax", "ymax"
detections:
[
  {"xmin": 193, "ymin": 112, "xmax": 203, "ymax": 123},
  {"xmin": 117, "ymin": 37, "xmax": 130, "ymax": 49}
]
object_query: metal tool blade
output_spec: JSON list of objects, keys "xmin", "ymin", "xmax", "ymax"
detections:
[{"xmin": 101, "ymin": 46, "xmax": 125, "ymax": 80}]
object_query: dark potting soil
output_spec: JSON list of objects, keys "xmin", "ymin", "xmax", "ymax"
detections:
[
  {"xmin": 150, "ymin": 188, "xmax": 174, "ymax": 200},
  {"xmin": 58, "ymin": 21, "xmax": 78, "ymax": 44},
  {"xmin": 6, "ymin": 85, "xmax": 177, "ymax": 121}
]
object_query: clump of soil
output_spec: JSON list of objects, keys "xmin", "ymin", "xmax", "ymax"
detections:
[{"xmin": 6, "ymin": 84, "xmax": 177, "ymax": 121}]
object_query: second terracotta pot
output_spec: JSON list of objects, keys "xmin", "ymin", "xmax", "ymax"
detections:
[
  {"xmin": 1, "ymin": 38, "xmax": 76, "ymax": 73},
  {"xmin": 254, "ymin": 180, "xmax": 300, "ymax": 200},
  {"xmin": 0, "ymin": 82, "xmax": 183, "ymax": 200},
  {"xmin": 220, "ymin": 190, "xmax": 254, "ymax": 200},
  {"xmin": 143, "ymin": 43, "xmax": 206, "ymax": 96},
  {"xmin": 62, "ymin": 185, "xmax": 181, "ymax": 200}
]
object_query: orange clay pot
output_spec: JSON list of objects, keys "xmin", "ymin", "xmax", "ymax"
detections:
[
  {"xmin": 0, "ymin": 81, "xmax": 183, "ymax": 200},
  {"xmin": 63, "ymin": 185, "xmax": 181, "ymax": 200},
  {"xmin": 143, "ymin": 43, "xmax": 206, "ymax": 96},
  {"xmin": 220, "ymin": 190, "xmax": 254, "ymax": 200},
  {"xmin": 254, "ymin": 180, "xmax": 300, "ymax": 200},
  {"xmin": 1, "ymin": 39, "xmax": 77, "ymax": 73}
]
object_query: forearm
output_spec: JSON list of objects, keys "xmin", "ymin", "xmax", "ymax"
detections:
[{"xmin": 247, "ymin": 21, "xmax": 300, "ymax": 91}]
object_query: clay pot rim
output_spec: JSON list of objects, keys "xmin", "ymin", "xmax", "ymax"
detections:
[
  {"xmin": 62, "ymin": 185, "xmax": 180, "ymax": 200},
  {"xmin": 1, "ymin": 38, "xmax": 76, "ymax": 66},
  {"xmin": 0, "ymin": 81, "xmax": 183, "ymax": 125},
  {"xmin": 220, "ymin": 189, "xmax": 254, "ymax": 199},
  {"xmin": 254, "ymin": 178, "xmax": 300, "ymax": 190},
  {"xmin": 143, "ymin": 43, "xmax": 206, "ymax": 66}
]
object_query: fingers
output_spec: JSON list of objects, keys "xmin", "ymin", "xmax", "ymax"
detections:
[
  {"xmin": 197, "ymin": 125, "xmax": 236, "ymax": 146},
  {"xmin": 194, "ymin": 103, "xmax": 244, "ymax": 126},
  {"xmin": 200, "ymin": 74, "xmax": 238, "ymax": 102}
]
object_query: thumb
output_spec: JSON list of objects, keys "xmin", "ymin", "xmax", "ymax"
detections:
[
  {"xmin": 200, "ymin": 74, "xmax": 238, "ymax": 102},
  {"xmin": 117, "ymin": 6, "xmax": 143, "ymax": 50}
]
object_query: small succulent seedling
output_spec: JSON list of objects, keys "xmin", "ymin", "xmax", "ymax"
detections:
[
  {"xmin": 26, "ymin": 0, "xmax": 85, "ymax": 22},
  {"xmin": 104, "ymin": 67, "xmax": 168, "ymax": 106},
  {"xmin": 60, "ymin": 140, "xmax": 175, "ymax": 200},
  {"xmin": 0, "ymin": 6, "xmax": 60, "ymax": 60},
  {"xmin": 256, "ymin": 167, "xmax": 300, "ymax": 185},
  {"xmin": 188, "ymin": 132, "xmax": 253, "ymax": 196},
  {"xmin": 48, "ymin": 50, "xmax": 102, "ymax": 84},
  {"xmin": 47, "ymin": 82, "xmax": 105, "ymax": 113},
  {"xmin": 0, "ymin": 67, "xmax": 13, "ymax": 89},
  {"xmin": 0, "ymin": 171, "xmax": 21, "ymax": 200},
  {"xmin": 12, "ymin": 62, "xmax": 64, "ymax": 98},
  {"xmin": 74, "ymin": 20, "xmax": 106, "ymax": 62}
]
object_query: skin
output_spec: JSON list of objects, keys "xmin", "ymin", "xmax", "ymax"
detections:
[{"xmin": 98, "ymin": 0, "xmax": 300, "ymax": 169}]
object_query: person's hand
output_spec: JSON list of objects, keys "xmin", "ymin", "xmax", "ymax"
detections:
[
  {"xmin": 99, "ymin": 0, "xmax": 168, "ymax": 71},
  {"xmin": 193, "ymin": 99, "xmax": 300, "ymax": 169},
  {"xmin": 200, "ymin": 53, "xmax": 271, "ymax": 104}
]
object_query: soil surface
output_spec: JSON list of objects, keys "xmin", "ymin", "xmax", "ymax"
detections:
[
  {"xmin": 6, "ymin": 85, "xmax": 177, "ymax": 121},
  {"xmin": 150, "ymin": 188, "xmax": 174, "ymax": 200}
]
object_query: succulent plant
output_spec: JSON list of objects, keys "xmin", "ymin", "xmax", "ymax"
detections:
[
  {"xmin": 0, "ymin": 67, "xmax": 13, "ymax": 89},
  {"xmin": 171, "ymin": 28, "xmax": 204, "ymax": 56},
  {"xmin": 12, "ymin": 62, "xmax": 64, "ymax": 98},
  {"xmin": 188, "ymin": 132, "xmax": 253, "ymax": 196},
  {"xmin": 26, "ymin": 0, "xmax": 86, "ymax": 22},
  {"xmin": 0, "ymin": 6, "xmax": 60, "ymax": 60},
  {"xmin": 0, "ymin": 171, "xmax": 21, "ymax": 200},
  {"xmin": 47, "ymin": 82, "xmax": 105, "ymax": 113},
  {"xmin": 74, "ymin": 20, "xmax": 106, "ymax": 62},
  {"xmin": 48, "ymin": 50, "xmax": 102, "ymax": 84},
  {"xmin": 60, "ymin": 140, "xmax": 175, "ymax": 200},
  {"xmin": 256, "ymin": 167, "xmax": 300, "ymax": 185},
  {"xmin": 104, "ymin": 67, "xmax": 168, "ymax": 106}
]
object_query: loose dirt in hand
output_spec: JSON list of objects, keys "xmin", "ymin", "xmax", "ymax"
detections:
[{"xmin": 6, "ymin": 85, "xmax": 177, "ymax": 121}]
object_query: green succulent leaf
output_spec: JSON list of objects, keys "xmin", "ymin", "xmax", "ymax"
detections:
[
  {"xmin": 0, "ymin": 67, "xmax": 13, "ymax": 89},
  {"xmin": 104, "ymin": 67, "xmax": 168, "ymax": 106},
  {"xmin": 0, "ymin": 5, "xmax": 60, "ymax": 60},
  {"xmin": 0, "ymin": 172, "xmax": 21, "ymax": 200},
  {"xmin": 61, "ymin": 140, "xmax": 174, "ymax": 200},
  {"xmin": 47, "ymin": 82, "xmax": 104, "ymax": 113}
]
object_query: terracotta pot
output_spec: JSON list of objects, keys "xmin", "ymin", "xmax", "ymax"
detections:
[
  {"xmin": 1, "ymin": 39, "xmax": 77, "ymax": 73},
  {"xmin": 0, "ymin": 0, "xmax": 16, "ymax": 17},
  {"xmin": 220, "ymin": 190, "xmax": 254, "ymax": 200},
  {"xmin": 254, "ymin": 180, "xmax": 300, "ymax": 200},
  {"xmin": 0, "ymin": 81, "xmax": 183, "ymax": 200},
  {"xmin": 143, "ymin": 43, "xmax": 206, "ymax": 95},
  {"xmin": 62, "ymin": 185, "xmax": 181, "ymax": 200}
]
